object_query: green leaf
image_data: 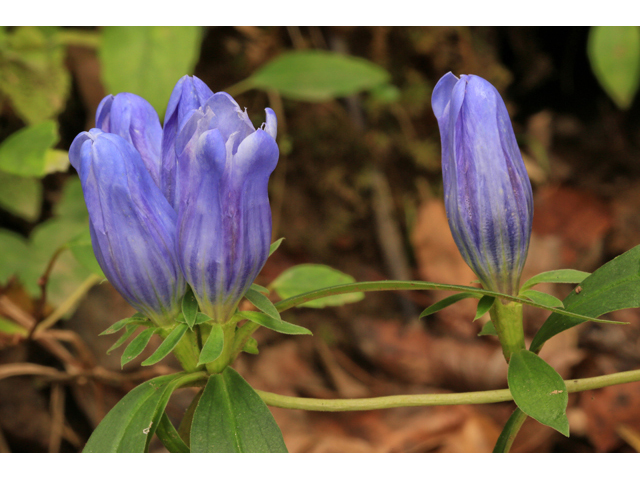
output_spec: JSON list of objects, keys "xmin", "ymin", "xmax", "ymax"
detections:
[
  {"xmin": 269, "ymin": 237, "xmax": 284, "ymax": 256},
  {"xmin": 156, "ymin": 412, "xmax": 190, "ymax": 453},
  {"xmin": 242, "ymin": 337, "xmax": 259, "ymax": 355},
  {"xmin": 181, "ymin": 288, "xmax": 199, "ymax": 329},
  {"xmin": 107, "ymin": 324, "xmax": 139, "ymax": 354},
  {"xmin": 99, "ymin": 313, "xmax": 146, "ymax": 336},
  {"xmin": 100, "ymin": 26, "xmax": 203, "ymax": 117},
  {"xmin": 142, "ymin": 323, "xmax": 189, "ymax": 366},
  {"xmin": 66, "ymin": 229, "xmax": 104, "ymax": 277},
  {"xmin": 247, "ymin": 51, "xmax": 390, "ymax": 102},
  {"xmin": 271, "ymin": 264, "xmax": 364, "ymax": 308},
  {"xmin": 420, "ymin": 292, "xmax": 479, "ymax": 318},
  {"xmin": 588, "ymin": 26, "xmax": 640, "ymax": 110},
  {"xmin": 0, "ymin": 229, "xmax": 29, "ymax": 282},
  {"xmin": 508, "ymin": 350, "xmax": 569, "ymax": 436},
  {"xmin": 198, "ymin": 324, "xmax": 224, "ymax": 365},
  {"xmin": 237, "ymin": 310, "xmax": 312, "ymax": 336},
  {"xmin": 0, "ymin": 171, "xmax": 42, "ymax": 221},
  {"xmin": 0, "ymin": 26, "xmax": 70, "ymax": 124},
  {"xmin": 121, "ymin": 328, "xmax": 156, "ymax": 367},
  {"xmin": 0, "ymin": 316, "xmax": 27, "ymax": 336},
  {"xmin": 84, "ymin": 371, "xmax": 204, "ymax": 453},
  {"xmin": 520, "ymin": 269, "xmax": 591, "ymax": 291},
  {"xmin": 194, "ymin": 312, "xmax": 213, "ymax": 325},
  {"xmin": 250, "ymin": 283, "xmax": 270, "ymax": 295},
  {"xmin": 190, "ymin": 367, "xmax": 288, "ymax": 452},
  {"xmin": 474, "ymin": 295, "xmax": 496, "ymax": 321},
  {"xmin": 0, "ymin": 121, "xmax": 59, "ymax": 177},
  {"xmin": 43, "ymin": 149, "xmax": 70, "ymax": 175},
  {"xmin": 478, "ymin": 320, "xmax": 497, "ymax": 336},
  {"xmin": 520, "ymin": 290, "xmax": 564, "ymax": 309},
  {"xmin": 244, "ymin": 288, "xmax": 281, "ymax": 321},
  {"xmin": 530, "ymin": 245, "xmax": 640, "ymax": 353}
]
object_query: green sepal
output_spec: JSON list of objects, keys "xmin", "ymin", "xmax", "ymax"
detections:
[
  {"xmin": 520, "ymin": 269, "xmax": 590, "ymax": 291},
  {"xmin": 269, "ymin": 237, "xmax": 284, "ymax": 256},
  {"xmin": 100, "ymin": 312, "xmax": 147, "ymax": 336},
  {"xmin": 141, "ymin": 323, "xmax": 189, "ymax": 366},
  {"xmin": 121, "ymin": 328, "xmax": 157, "ymax": 368},
  {"xmin": 507, "ymin": 350, "xmax": 569, "ymax": 437},
  {"xmin": 238, "ymin": 310, "xmax": 312, "ymax": 336},
  {"xmin": 242, "ymin": 337, "xmax": 259, "ymax": 355},
  {"xmin": 520, "ymin": 289, "xmax": 564, "ymax": 309},
  {"xmin": 478, "ymin": 320, "xmax": 497, "ymax": 336},
  {"xmin": 419, "ymin": 292, "xmax": 480, "ymax": 318},
  {"xmin": 190, "ymin": 367, "xmax": 288, "ymax": 452},
  {"xmin": 181, "ymin": 287, "xmax": 199, "ymax": 329},
  {"xmin": 244, "ymin": 288, "xmax": 281, "ymax": 322},
  {"xmin": 198, "ymin": 324, "xmax": 224, "ymax": 365},
  {"xmin": 474, "ymin": 295, "xmax": 495, "ymax": 321}
]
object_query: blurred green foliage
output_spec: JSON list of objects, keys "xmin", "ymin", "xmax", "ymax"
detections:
[
  {"xmin": 588, "ymin": 26, "xmax": 640, "ymax": 110},
  {"xmin": 100, "ymin": 26, "xmax": 203, "ymax": 117}
]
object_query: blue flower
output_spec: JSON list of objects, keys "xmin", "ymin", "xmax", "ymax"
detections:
[
  {"xmin": 431, "ymin": 73, "xmax": 533, "ymax": 295},
  {"xmin": 69, "ymin": 129, "xmax": 186, "ymax": 325},
  {"xmin": 71, "ymin": 75, "xmax": 278, "ymax": 325},
  {"xmin": 169, "ymin": 84, "xmax": 279, "ymax": 321}
]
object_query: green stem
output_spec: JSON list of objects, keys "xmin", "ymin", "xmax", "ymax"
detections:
[
  {"xmin": 490, "ymin": 300, "xmax": 525, "ymax": 362},
  {"xmin": 272, "ymin": 280, "xmax": 622, "ymax": 326},
  {"xmin": 171, "ymin": 328, "xmax": 201, "ymax": 373},
  {"xmin": 255, "ymin": 368, "xmax": 640, "ymax": 412},
  {"xmin": 493, "ymin": 408, "xmax": 527, "ymax": 453},
  {"xmin": 156, "ymin": 413, "xmax": 190, "ymax": 453}
]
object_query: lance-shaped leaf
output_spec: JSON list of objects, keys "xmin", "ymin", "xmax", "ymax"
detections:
[
  {"xmin": 182, "ymin": 288, "xmax": 199, "ymax": 329},
  {"xmin": 269, "ymin": 237, "xmax": 284, "ymax": 257},
  {"xmin": 420, "ymin": 292, "xmax": 480, "ymax": 318},
  {"xmin": 473, "ymin": 295, "xmax": 495, "ymax": 321},
  {"xmin": 238, "ymin": 310, "xmax": 311, "ymax": 336},
  {"xmin": 141, "ymin": 323, "xmax": 189, "ymax": 366},
  {"xmin": 520, "ymin": 290, "xmax": 564, "ymax": 309},
  {"xmin": 100, "ymin": 313, "xmax": 147, "ymax": 336},
  {"xmin": 520, "ymin": 269, "xmax": 590, "ymax": 291},
  {"xmin": 121, "ymin": 328, "xmax": 157, "ymax": 367},
  {"xmin": 190, "ymin": 367, "xmax": 288, "ymax": 452},
  {"xmin": 107, "ymin": 324, "xmax": 139, "ymax": 354},
  {"xmin": 530, "ymin": 244, "xmax": 640, "ymax": 353},
  {"xmin": 244, "ymin": 289, "xmax": 281, "ymax": 322},
  {"xmin": 478, "ymin": 320, "xmax": 497, "ymax": 336},
  {"xmin": 198, "ymin": 324, "xmax": 224, "ymax": 365}
]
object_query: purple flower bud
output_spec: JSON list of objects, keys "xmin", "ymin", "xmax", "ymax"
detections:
[
  {"xmin": 431, "ymin": 73, "xmax": 533, "ymax": 296},
  {"xmin": 95, "ymin": 92, "xmax": 163, "ymax": 188},
  {"xmin": 69, "ymin": 130, "xmax": 186, "ymax": 324},
  {"xmin": 170, "ymin": 88, "xmax": 279, "ymax": 321}
]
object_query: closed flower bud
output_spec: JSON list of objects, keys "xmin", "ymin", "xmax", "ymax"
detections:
[
  {"xmin": 170, "ymin": 87, "xmax": 279, "ymax": 322},
  {"xmin": 69, "ymin": 129, "xmax": 186, "ymax": 325},
  {"xmin": 431, "ymin": 73, "xmax": 533, "ymax": 296}
]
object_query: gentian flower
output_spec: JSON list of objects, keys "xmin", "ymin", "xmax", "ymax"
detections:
[
  {"xmin": 167, "ymin": 81, "xmax": 279, "ymax": 322},
  {"xmin": 71, "ymin": 75, "xmax": 278, "ymax": 326},
  {"xmin": 431, "ymin": 73, "xmax": 533, "ymax": 296},
  {"xmin": 69, "ymin": 128, "xmax": 186, "ymax": 325}
]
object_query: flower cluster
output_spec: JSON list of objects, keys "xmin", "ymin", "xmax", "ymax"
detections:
[
  {"xmin": 70, "ymin": 76, "xmax": 279, "ymax": 325},
  {"xmin": 431, "ymin": 73, "xmax": 533, "ymax": 296}
]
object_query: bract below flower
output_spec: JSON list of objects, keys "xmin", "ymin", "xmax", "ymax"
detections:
[{"xmin": 431, "ymin": 73, "xmax": 533, "ymax": 296}]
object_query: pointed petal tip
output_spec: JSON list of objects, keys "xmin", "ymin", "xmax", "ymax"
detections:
[{"xmin": 431, "ymin": 72, "xmax": 460, "ymax": 119}]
